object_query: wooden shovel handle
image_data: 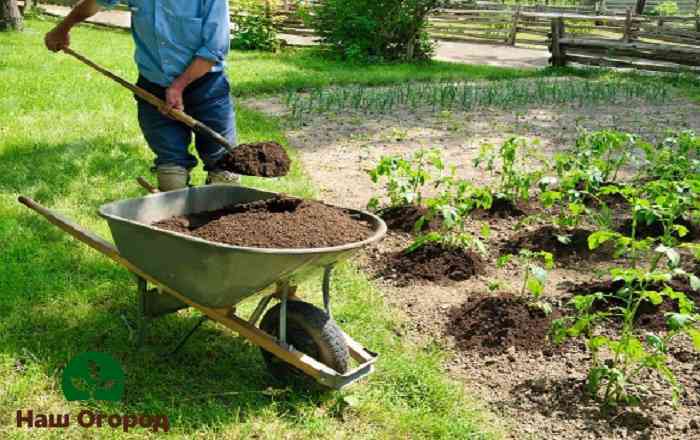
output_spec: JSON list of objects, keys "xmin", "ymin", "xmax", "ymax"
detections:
[{"xmin": 61, "ymin": 47, "xmax": 235, "ymax": 153}]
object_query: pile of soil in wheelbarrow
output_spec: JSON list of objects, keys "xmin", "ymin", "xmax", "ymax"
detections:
[
  {"xmin": 152, "ymin": 196, "xmax": 374, "ymax": 248},
  {"xmin": 216, "ymin": 142, "xmax": 291, "ymax": 177}
]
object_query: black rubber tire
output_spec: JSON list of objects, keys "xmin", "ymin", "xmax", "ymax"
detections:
[{"xmin": 259, "ymin": 300, "xmax": 349, "ymax": 384}]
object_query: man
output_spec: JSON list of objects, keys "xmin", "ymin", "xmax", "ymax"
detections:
[{"xmin": 45, "ymin": 0, "xmax": 238, "ymax": 191}]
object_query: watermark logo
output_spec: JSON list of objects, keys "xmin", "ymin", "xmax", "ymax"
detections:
[
  {"xmin": 61, "ymin": 352, "xmax": 125, "ymax": 402},
  {"xmin": 16, "ymin": 352, "xmax": 169, "ymax": 433}
]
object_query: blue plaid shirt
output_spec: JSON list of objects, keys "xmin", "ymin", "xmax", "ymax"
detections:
[{"xmin": 97, "ymin": 0, "xmax": 230, "ymax": 87}]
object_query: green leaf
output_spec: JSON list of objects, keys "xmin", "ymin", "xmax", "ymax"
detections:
[
  {"xmin": 686, "ymin": 328, "xmax": 700, "ymax": 351},
  {"xmin": 480, "ymin": 223, "xmax": 491, "ymax": 239},
  {"xmin": 667, "ymin": 313, "xmax": 695, "ymax": 331},
  {"xmin": 589, "ymin": 335, "xmax": 609, "ymax": 350},
  {"xmin": 497, "ymin": 254, "xmax": 512, "ymax": 268},
  {"xmin": 673, "ymin": 224, "xmax": 689, "ymax": 238},
  {"xmin": 641, "ymin": 290, "xmax": 663, "ymax": 306},
  {"xmin": 646, "ymin": 333, "xmax": 667, "ymax": 353},
  {"xmin": 655, "ymin": 245, "xmax": 680, "ymax": 267},
  {"xmin": 526, "ymin": 276, "xmax": 544, "ymax": 297},
  {"xmin": 690, "ymin": 275, "xmax": 700, "ymax": 292},
  {"xmin": 530, "ymin": 265, "xmax": 548, "ymax": 284},
  {"xmin": 588, "ymin": 231, "xmax": 615, "ymax": 250}
]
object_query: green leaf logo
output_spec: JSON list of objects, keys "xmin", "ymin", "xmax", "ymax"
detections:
[{"xmin": 61, "ymin": 352, "xmax": 125, "ymax": 402}]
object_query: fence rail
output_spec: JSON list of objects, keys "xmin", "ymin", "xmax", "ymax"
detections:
[{"xmin": 548, "ymin": 15, "xmax": 700, "ymax": 73}]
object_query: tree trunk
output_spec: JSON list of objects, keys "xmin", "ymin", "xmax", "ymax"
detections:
[
  {"xmin": 635, "ymin": 0, "xmax": 647, "ymax": 15},
  {"xmin": 0, "ymin": 0, "xmax": 23, "ymax": 31}
]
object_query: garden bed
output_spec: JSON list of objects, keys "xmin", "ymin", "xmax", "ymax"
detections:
[{"xmin": 250, "ymin": 86, "xmax": 700, "ymax": 439}]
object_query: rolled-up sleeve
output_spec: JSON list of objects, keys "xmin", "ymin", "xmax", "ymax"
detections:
[
  {"xmin": 95, "ymin": 0, "xmax": 120, "ymax": 9},
  {"xmin": 196, "ymin": 0, "xmax": 230, "ymax": 64}
]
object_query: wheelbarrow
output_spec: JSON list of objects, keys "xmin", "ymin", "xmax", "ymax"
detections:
[{"xmin": 18, "ymin": 184, "xmax": 387, "ymax": 389}]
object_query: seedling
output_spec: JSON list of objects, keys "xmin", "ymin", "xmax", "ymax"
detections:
[
  {"xmin": 552, "ymin": 244, "xmax": 700, "ymax": 408},
  {"xmin": 408, "ymin": 176, "xmax": 493, "ymax": 255},
  {"xmin": 474, "ymin": 137, "xmax": 543, "ymax": 204},
  {"xmin": 366, "ymin": 148, "xmax": 445, "ymax": 211},
  {"xmin": 498, "ymin": 249, "xmax": 554, "ymax": 314}
]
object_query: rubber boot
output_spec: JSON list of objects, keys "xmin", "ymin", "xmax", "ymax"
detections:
[
  {"xmin": 206, "ymin": 169, "xmax": 240, "ymax": 186},
  {"xmin": 156, "ymin": 165, "xmax": 190, "ymax": 191}
]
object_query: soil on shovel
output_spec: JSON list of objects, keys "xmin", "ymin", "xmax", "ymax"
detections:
[
  {"xmin": 152, "ymin": 196, "xmax": 374, "ymax": 248},
  {"xmin": 446, "ymin": 295, "xmax": 559, "ymax": 355},
  {"xmin": 378, "ymin": 205, "xmax": 441, "ymax": 233},
  {"xmin": 379, "ymin": 243, "xmax": 483, "ymax": 285},
  {"xmin": 217, "ymin": 142, "xmax": 291, "ymax": 177}
]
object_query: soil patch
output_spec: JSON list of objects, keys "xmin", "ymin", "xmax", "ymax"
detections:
[
  {"xmin": 472, "ymin": 196, "xmax": 526, "ymax": 219},
  {"xmin": 152, "ymin": 196, "xmax": 374, "ymax": 248},
  {"xmin": 378, "ymin": 205, "xmax": 441, "ymax": 233},
  {"xmin": 447, "ymin": 295, "xmax": 558, "ymax": 355},
  {"xmin": 217, "ymin": 142, "xmax": 291, "ymax": 177},
  {"xmin": 501, "ymin": 226, "xmax": 594, "ymax": 261},
  {"xmin": 379, "ymin": 243, "xmax": 483, "ymax": 285},
  {"xmin": 618, "ymin": 217, "xmax": 699, "ymax": 241}
]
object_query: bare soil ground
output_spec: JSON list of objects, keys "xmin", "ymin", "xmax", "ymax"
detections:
[{"xmin": 249, "ymin": 94, "xmax": 700, "ymax": 439}]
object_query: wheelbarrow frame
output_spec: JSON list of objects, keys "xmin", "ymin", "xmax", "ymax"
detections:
[{"xmin": 18, "ymin": 194, "xmax": 380, "ymax": 390}]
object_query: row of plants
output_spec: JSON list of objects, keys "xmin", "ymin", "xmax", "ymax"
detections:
[
  {"xmin": 285, "ymin": 78, "xmax": 673, "ymax": 126},
  {"xmin": 367, "ymin": 129, "xmax": 700, "ymax": 408}
]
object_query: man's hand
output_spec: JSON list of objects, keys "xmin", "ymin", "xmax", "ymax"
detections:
[
  {"xmin": 45, "ymin": 25, "xmax": 70, "ymax": 52},
  {"xmin": 164, "ymin": 84, "xmax": 185, "ymax": 114}
]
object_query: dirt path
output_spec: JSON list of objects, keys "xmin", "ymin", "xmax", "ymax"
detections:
[{"xmin": 40, "ymin": 5, "xmax": 549, "ymax": 69}]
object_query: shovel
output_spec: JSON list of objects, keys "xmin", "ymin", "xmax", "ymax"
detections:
[{"xmin": 62, "ymin": 47, "xmax": 236, "ymax": 154}]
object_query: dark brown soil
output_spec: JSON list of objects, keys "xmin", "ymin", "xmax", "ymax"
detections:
[
  {"xmin": 152, "ymin": 196, "xmax": 374, "ymax": 248},
  {"xmin": 472, "ymin": 196, "xmax": 526, "ymax": 219},
  {"xmin": 501, "ymin": 226, "xmax": 595, "ymax": 261},
  {"xmin": 446, "ymin": 295, "xmax": 558, "ymax": 355},
  {"xmin": 379, "ymin": 243, "xmax": 483, "ymax": 285},
  {"xmin": 378, "ymin": 205, "xmax": 440, "ymax": 233},
  {"xmin": 216, "ymin": 142, "xmax": 291, "ymax": 177},
  {"xmin": 618, "ymin": 217, "xmax": 699, "ymax": 241},
  {"xmin": 563, "ymin": 277, "xmax": 699, "ymax": 331}
]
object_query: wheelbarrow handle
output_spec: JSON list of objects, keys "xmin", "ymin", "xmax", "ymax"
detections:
[
  {"xmin": 61, "ymin": 47, "xmax": 236, "ymax": 154},
  {"xmin": 18, "ymin": 196, "xmax": 121, "ymax": 261}
]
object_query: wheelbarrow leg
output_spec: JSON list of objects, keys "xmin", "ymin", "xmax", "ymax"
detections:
[
  {"xmin": 322, "ymin": 265, "xmax": 334, "ymax": 318},
  {"xmin": 279, "ymin": 282, "xmax": 289, "ymax": 345},
  {"xmin": 136, "ymin": 276, "xmax": 151, "ymax": 350},
  {"xmin": 169, "ymin": 315, "xmax": 208, "ymax": 356}
]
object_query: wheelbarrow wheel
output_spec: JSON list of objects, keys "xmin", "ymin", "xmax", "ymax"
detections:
[{"xmin": 259, "ymin": 300, "xmax": 349, "ymax": 385}]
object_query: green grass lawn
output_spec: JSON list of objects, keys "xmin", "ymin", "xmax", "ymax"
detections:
[{"xmin": 0, "ymin": 19, "xmax": 502, "ymax": 439}]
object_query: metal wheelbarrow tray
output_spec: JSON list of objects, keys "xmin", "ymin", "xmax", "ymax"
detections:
[{"xmin": 19, "ymin": 185, "xmax": 387, "ymax": 389}]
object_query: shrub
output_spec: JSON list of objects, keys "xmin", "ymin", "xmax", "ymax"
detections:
[
  {"xmin": 650, "ymin": 1, "xmax": 680, "ymax": 16},
  {"xmin": 231, "ymin": 0, "xmax": 280, "ymax": 52},
  {"xmin": 312, "ymin": 0, "xmax": 441, "ymax": 62}
]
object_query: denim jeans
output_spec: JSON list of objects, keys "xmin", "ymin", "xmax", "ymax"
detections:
[{"xmin": 135, "ymin": 71, "xmax": 236, "ymax": 171}]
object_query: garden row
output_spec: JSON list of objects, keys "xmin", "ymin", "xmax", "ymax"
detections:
[{"xmin": 367, "ymin": 128, "xmax": 700, "ymax": 408}]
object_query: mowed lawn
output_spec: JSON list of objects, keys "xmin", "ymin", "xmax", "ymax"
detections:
[{"xmin": 0, "ymin": 19, "xmax": 505, "ymax": 439}]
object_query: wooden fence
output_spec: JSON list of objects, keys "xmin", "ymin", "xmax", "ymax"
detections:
[
  {"xmin": 267, "ymin": 3, "xmax": 700, "ymax": 48},
  {"xmin": 548, "ymin": 14, "xmax": 700, "ymax": 72}
]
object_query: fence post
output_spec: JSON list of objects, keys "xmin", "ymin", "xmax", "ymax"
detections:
[
  {"xmin": 622, "ymin": 8, "xmax": 632, "ymax": 43},
  {"xmin": 550, "ymin": 17, "xmax": 566, "ymax": 67},
  {"xmin": 508, "ymin": 6, "xmax": 521, "ymax": 46}
]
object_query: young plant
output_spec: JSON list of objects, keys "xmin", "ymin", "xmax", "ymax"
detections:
[
  {"xmin": 366, "ymin": 148, "xmax": 445, "ymax": 211},
  {"xmin": 498, "ymin": 249, "xmax": 554, "ymax": 314},
  {"xmin": 552, "ymin": 244, "xmax": 700, "ymax": 407},
  {"xmin": 474, "ymin": 137, "xmax": 544, "ymax": 204},
  {"xmin": 408, "ymin": 177, "xmax": 493, "ymax": 255},
  {"xmin": 639, "ymin": 130, "xmax": 700, "ymax": 181}
]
